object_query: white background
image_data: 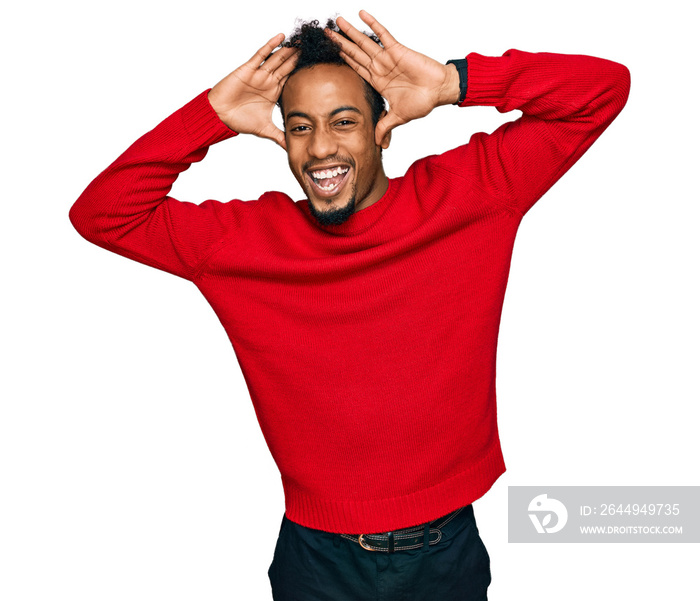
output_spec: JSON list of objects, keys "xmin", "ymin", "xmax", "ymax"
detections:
[{"xmin": 2, "ymin": 0, "xmax": 698, "ymax": 599}]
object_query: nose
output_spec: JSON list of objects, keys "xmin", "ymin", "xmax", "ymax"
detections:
[{"xmin": 308, "ymin": 127, "xmax": 338, "ymax": 159}]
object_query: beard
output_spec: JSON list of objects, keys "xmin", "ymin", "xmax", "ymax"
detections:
[{"xmin": 306, "ymin": 182, "xmax": 357, "ymax": 226}]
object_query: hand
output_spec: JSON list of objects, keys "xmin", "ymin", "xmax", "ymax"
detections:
[
  {"xmin": 208, "ymin": 34, "xmax": 298, "ymax": 149},
  {"xmin": 328, "ymin": 10, "xmax": 460, "ymax": 145}
]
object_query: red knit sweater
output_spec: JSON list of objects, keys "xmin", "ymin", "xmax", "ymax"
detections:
[{"xmin": 70, "ymin": 50, "xmax": 630, "ymax": 534}]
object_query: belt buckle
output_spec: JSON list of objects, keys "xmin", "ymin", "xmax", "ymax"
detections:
[{"xmin": 357, "ymin": 534, "xmax": 375, "ymax": 551}]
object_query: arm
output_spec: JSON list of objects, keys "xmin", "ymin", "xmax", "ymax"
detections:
[
  {"xmin": 69, "ymin": 36, "xmax": 297, "ymax": 280},
  {"xmin": 452, "ymin": 49, "xmax": 630, "ymax": 214},
  {"xmin": 330, "ymin": 11, "xmax": 631, "ymax": 214}
]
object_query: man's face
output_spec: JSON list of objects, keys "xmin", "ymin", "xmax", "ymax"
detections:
[{"xmin": 280, "ymin": 64, "xmax": 389, "ymax": 226}]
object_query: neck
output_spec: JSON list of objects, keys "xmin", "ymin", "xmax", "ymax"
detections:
[{"xmin": 355, "ymin": 169, "xmax": 389, "ymax": 212}]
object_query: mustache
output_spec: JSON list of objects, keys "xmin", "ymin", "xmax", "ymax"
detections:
[{"xmin": 303, "ymin": 155, "xmax": 356, "ymax": 172}]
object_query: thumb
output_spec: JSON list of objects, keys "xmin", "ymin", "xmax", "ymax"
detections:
[
  {"xmin": 375, "ymin": 111, "xmax": 403, "ymax": 146},
  {"xmin": 271, "ymin": 127, "xmax": 287, "ymax": 150},
  {"xmin": 261, "ymin": 124, "xmax": 287, "ymax": 150}
]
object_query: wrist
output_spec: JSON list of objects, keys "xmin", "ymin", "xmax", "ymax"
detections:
[
  {"xmin": 443, "ymin": 59, "xmax": 468, "ymax": 105},
  {"xmin": 207, "ymin": 87, "xmax": 229, "ymax": 121}
]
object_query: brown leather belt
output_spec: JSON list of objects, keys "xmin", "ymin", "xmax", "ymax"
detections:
[{"xmin": 340, "ymin": 506, "xmax": 464, "ymax": 553}]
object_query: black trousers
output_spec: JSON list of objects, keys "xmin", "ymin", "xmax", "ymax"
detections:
[{"xmin": 268, "ymin": 505, "xmax": 491, "ymax": 600}]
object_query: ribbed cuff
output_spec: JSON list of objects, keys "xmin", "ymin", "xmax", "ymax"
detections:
[
  {"xmin": 179, "ymin": 89, "xmax": 238, "ymax": 146},
  {"xmin": 459, "ymin": 52, "xmax": 512, "ymax": 108}
]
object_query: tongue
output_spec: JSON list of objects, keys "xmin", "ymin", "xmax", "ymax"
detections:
[{"xmin": 319, "ymin": 172, "xmax": 345, "ymax": 187}]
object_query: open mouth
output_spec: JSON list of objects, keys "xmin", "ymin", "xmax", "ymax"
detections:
[{"xmin": 306, "ymin": 165, "xmax": 351, "ymax": 199}]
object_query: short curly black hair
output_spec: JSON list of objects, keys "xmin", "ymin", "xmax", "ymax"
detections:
[{"xmin": 277, "ymin": 19, "xmax": 386, "ymax": 126}]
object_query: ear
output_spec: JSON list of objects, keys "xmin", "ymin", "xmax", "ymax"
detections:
[{"xmin": 376, "ymin": 109, "xmax": 392, "ymax": 150}]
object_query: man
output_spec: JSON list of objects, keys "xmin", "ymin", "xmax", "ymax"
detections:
[{"xmin": 70, "ymin": 10, "xmax": 630, "ymax": 600}]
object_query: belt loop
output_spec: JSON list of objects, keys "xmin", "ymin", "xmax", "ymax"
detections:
[
  {"xmin": 387, "ymin": 531, "xmax": 395, "ymax": 553},
  {"xmin": 422, "ymin": 522, "xmax": 430, "ymax": 553}
]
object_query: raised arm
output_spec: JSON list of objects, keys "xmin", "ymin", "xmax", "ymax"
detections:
[
  {"xmin": 329, "ymin": 11, "xmax": 631, "ymax": 214},
  {"xmin": 69, "ymin": 37, "xmax": 297, "ymax": 280}
]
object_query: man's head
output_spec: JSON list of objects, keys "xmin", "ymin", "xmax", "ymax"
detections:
[{"xmin": 278, "ymin": 20, "xmax": 390, "ymax": 226}]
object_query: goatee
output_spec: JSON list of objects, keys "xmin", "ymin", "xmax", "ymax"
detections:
[{"xmin": 307, "ymin": 184, "xmax": 357, "ymax": 226}]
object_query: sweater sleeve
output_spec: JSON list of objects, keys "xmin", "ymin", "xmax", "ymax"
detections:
[
  {"xmin": 69, "ymin": 90, "xmax": 248, "ymax": 281},
  {"xmin": 441, "ymin": 50, "xmax": 630, "ymax": 215}
]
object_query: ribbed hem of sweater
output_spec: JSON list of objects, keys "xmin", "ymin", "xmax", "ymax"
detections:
[{"xmin": 281, "ymin": 442, "xmax": 506, "ymax": 534}]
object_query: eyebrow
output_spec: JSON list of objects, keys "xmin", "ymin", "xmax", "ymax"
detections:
[{"xmin": 286, "ymin": 106, "xmax": 362, "ymax": 121}]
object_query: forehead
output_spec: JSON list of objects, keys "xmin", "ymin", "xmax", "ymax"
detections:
[{"xmin": 281, "ymin": 63, "xmax": 371, "ymax": 118}]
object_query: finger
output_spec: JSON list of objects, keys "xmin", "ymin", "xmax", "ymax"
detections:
[
  {"xmin": 326, "ymin": 28, "xmax": 372, "ymax": 70},
  {"xmin": 335, "ymin": 15, "xmax": 383, "ymax": 60},
  {"xmin": 275, "ymin": 71, "xmax": 295, "ymax": 95},
  {"xmin": 357, "ymin": 10, "xmax": 399, "ymax": 49},
  {"xmin": 262, "ymin": 45, "xmax": 299, "ymax": 78},
  {"xmin": 274, "ymin": 49, "xmax": 299, "ymax": 80},
  {"xmin": 338, "ymin": 50, "xmax": 372, "ymax": 82},
  {"xmin": 246, "ymin": 33, "xmax": 286, "ymax": 68}
]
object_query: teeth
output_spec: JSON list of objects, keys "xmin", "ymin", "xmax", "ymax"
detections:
[{"xmin": 310, "ymin": 167, "xmax": 349, "ymax": 180}]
